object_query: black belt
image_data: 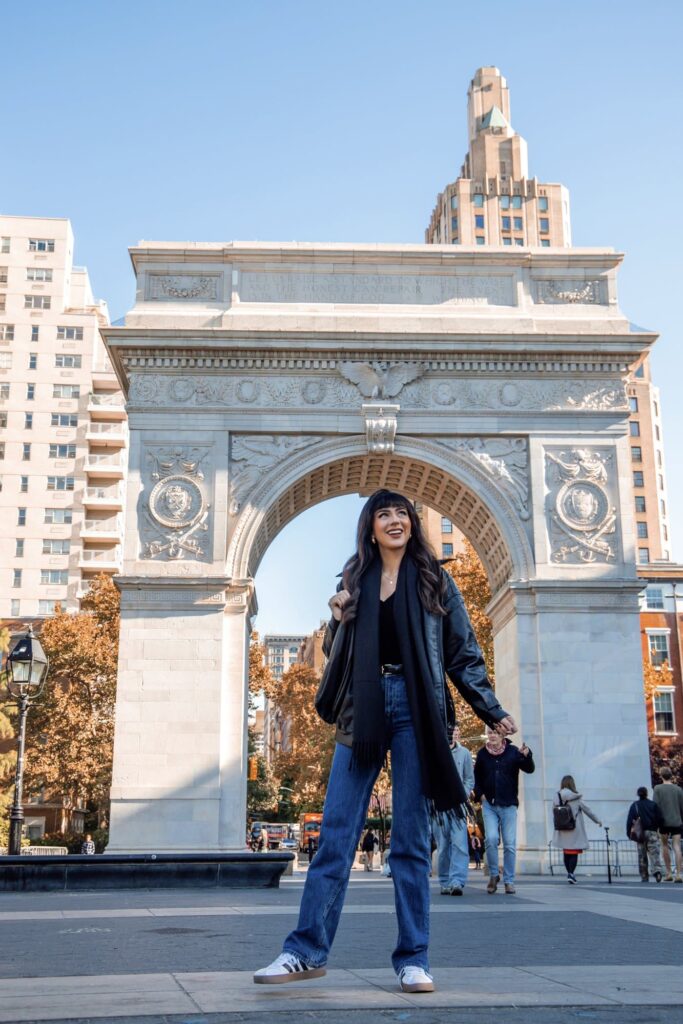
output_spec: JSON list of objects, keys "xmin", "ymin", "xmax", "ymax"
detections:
[{"xmin": 381, "ymin": 663, "xmax": 403, "ymax": 675}]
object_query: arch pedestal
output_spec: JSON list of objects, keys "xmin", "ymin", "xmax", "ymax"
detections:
[{"xmin": 103, "ymin": 242, "xmax": 654, "ymax": 868}]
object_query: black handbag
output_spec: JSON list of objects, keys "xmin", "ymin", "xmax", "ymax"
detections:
[
  {"xmin": 314, "ymin": 620, "xmax": 354, "ymax": 725},
  {"xmin": 629, "ymin": 807, "xmax": 645, "ymax": 844},
  {"xmin": 553, "ymin": 792, "xmax": 576, "ymax": 831}
]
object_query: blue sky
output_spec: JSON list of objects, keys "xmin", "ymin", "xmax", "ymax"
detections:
[{"xmin": 4, "ymin": 1, "xmax": 682, "ymax": 635}]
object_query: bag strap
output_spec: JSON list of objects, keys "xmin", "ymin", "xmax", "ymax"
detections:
[{"xmin": 557, "ymin": 791, "xmax": 564, "ymax": 807}]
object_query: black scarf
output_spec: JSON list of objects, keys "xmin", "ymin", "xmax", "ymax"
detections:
[{"xmin": 352, "ymin": 555, "xmax": 468, "ymax": 818}]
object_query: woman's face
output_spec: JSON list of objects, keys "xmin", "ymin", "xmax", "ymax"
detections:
[{"xmin": 372, "ymin": 504, "xmax": 411, "ymax": 554}]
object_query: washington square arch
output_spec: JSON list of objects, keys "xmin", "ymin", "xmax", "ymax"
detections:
[{"xmin": 101, "ymin": 241, "xmax": 654, "ymax": 871}]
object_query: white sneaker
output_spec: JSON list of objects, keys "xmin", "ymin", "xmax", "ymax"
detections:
[
  {"xmin": 398, "ymin": 965, "xmax": 435, "ymax": 993},
  {"xmin": 253, "ymin": 951, "xmax": 326, "ymax": 985}
]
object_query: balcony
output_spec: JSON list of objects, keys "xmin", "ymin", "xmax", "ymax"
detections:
[
  {"xmin": 85, "ymin": 453, "xmax": 125, "ymax": 479},
  {"xmin": 83, "ymin": 485, "xmax": 124, "ymax": 511},
  {"xmin": 81, "ymin": 516, "xmax": 122, "ymax": 542},
  {"xmin": 87, "ymin": 392, "xmax": 126, "ymax": 420},
  {"xmin": 79, "ymin": 546, "xmax": 122, "ymax": 572},
  {"xmin": 86, "ymin": 422, "xmax": 127, "ymax": 447}
]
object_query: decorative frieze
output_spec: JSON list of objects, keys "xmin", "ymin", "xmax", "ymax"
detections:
[
  {"xmin": 545, "ymin": 447, "xmax": 618, "ymax": 564},
  {"xmin": 339, "ymin": 361, "xmax": 424, "ymax": 399},
  {"xmin": 145, "ymin": 274, "xmax": 222, "ymax": 302},
  {"xmin": 534, "ymin": 279, "xmax": 605, "ymax": 305}
]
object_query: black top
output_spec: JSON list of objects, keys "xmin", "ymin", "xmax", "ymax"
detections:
[
  {"xmin": 626, "ymin": 797, "xmax": 663, "ymax": 838},
  {"xmin": 379, "ymin": 592, "xmax": 401, "ymax": 666},
  {"xmin": 473, "ymin": 741, "xmax": 535, "ymax": 807}
]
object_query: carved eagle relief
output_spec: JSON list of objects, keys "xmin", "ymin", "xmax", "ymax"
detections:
[{"xmin": 339, "ymin": 361, "xmax": 424, "ymax": 399}]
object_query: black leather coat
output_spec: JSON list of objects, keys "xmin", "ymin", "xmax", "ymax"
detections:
[{"xmin": 322, "ymin": 570, "xmax": 507, "ymax": 747}]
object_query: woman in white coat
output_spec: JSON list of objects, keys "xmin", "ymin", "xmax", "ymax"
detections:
[{"xmin": 552, "ymin": 775, "xmax": 602, "ymax": 883}]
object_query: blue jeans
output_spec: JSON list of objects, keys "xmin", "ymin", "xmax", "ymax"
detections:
[
  {"xmin": 481, "ymin": 801, "xmax": 518, "ymax": 884},
  {"xmin": 283, "ymin": 674, "xmax": 431, "ymax": 972},
  {"xmin": 434, "ymin": 814, "xmax": 469, "ymax": 889}
]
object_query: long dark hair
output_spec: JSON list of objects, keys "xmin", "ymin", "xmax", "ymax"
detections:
[{"xmin": 341, "ymin": 489, "xmax": 447, "ymax": 621}]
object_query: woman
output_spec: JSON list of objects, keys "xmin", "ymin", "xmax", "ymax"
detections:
[
  {"xmin": 254, "ymin": 489, "xmax": 516, "ymax": 993},
  {"xmin": 552, "ymin": 776, "xmax": 602, "ymax": 883}
]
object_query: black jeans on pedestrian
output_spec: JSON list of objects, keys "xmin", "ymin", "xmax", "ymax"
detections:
[{"xmin": 563, "ymin": 852, "xmax": 578, "ymax": 875}]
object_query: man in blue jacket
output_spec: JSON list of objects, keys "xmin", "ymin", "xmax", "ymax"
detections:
[
  {"xmin": 473, "ymin": 725, "xmax": 534, "ymax": 894},
  {"xmin": 433, "ymin": 725, "xmax": 475, "ymax": 896}
]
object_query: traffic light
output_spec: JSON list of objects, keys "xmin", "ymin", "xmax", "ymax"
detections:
[{"xmin": 248, "ymin": 756, "xmax": 258, "ymax": 781}]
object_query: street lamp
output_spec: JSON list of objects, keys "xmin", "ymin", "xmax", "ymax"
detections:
[{"xmin": 5, "ymin": 627, "xmax": 49, "ymax": 855}]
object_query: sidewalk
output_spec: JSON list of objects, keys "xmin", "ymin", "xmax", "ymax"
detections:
[{"xmin": 0, "ymin": 873, "xmax": 681, "ymax": 1022}]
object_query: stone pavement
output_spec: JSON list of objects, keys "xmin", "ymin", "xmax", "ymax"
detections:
[{"xmin": 0, "ymin": 871, "xmax": 682, "ymax": 1023}]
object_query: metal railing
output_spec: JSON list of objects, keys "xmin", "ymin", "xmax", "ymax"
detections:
[
  {"xmin": 81, "ymin": 547, "xmax": 121, "ymax": 563},
  {"xmin": 83, "ymin": 517, "xmax": 121, "ymax": 533},
  {"xmin": 21, "ymin": 846, "xmax": 69, "ymax": 856},
  {"xmin": 86, "ymin": 453, "xmax": 123, "ymax": 467},
  {"xmin": 87, "ymin": 423, "xmax": 126, "ymax": 436},
  {"xmin": 84, "ymin": 486, "xmax": 122, "ymax": 500},
  {"xmin": 548, "ymin": 839, "xmax": 639, "ymax": 878}
]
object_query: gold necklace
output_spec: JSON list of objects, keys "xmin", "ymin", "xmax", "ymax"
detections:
[{"xmin": 382, "ymin": 571, "xmax": 396, "ymax": 585}]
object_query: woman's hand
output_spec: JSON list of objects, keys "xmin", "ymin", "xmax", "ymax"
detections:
[
  {"xmin": 329, "ymin": 589, "xmax": 351, "ymax": 622},
  {"xmin": 494, "ymin": 715, "xmax": 517, "ymax": 736}
]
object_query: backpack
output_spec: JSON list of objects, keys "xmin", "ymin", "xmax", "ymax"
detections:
[{"xmin": 553, "ymin": 792, "xmax": 576, "ymax": 831}]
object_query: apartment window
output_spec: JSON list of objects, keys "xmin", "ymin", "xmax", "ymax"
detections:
[
  {"xmin": 631, "ymin": 446, "xmax": 643, "ymax": 462},
  {"xmin": 38, "ymin": 600, "xmax": 60, "ymax": 615},
  {"xmin": 11, "ymin": 599, "xmax": 20, "ymax": 616},
  {"xmin": 637, "ymin": 522, "xmax": 649, "ymax": 539},
  {"xmin": 20, "ymin": 476, "xmax": 28, "ymax": 493},
  {"xmin": 47, "ymin": 475, "xmax": 74, "ymax": 491},
  {"xmin": 26, "ymin": 384, "xmax": 35, "ymax": 401},
  {"xmin": 500, "ymin": 195, "xmax": 511, "ymax": 209},
  {"xmin": 633, "ymin": 471, "xmax": 644, "ymax": 487},
  {"xmin": 541, "ymin": 239, "xmax": 551, "ymax": 247},
  {"xmin": 512, "ymin": 196, "xmax": 523, "ymax": 209},
  {"xmin": 450, "ymin": 195, "xmax": 458, "ymax": 210},
  {"xmin": 658, "ymin": 474, "xmax": 664, "ymax": 490},
  {"xmin": 503, "ymin": 237, "xmax": 512, "ymax": 245},
  {"xmin": 660, "ymin": 499, "xmax": 666, "ymax": 516},
  {"xmin": 25, "ymin": 295, "xmax": 51, "ymax": 309},
  {"xmin": 629, "ymin": 396, "xmax": 638, "ymax": 413},
  {"xmin": 29, "ymin": 352, "xmax": 38, "ymax": 370},
  {"xmin": 663, "ymin": 525, "xmax": 669, "ymax": 541},
  {"xmin": 15, "ymin": 539, "xmax": 24, "ymax": 557},
  {"xmin": 52, "ymin": 384, "xmax": 80, "ymax": 399},
  {"xmin": 655, "ymin": 424, "xmax": 661, "ymax": 441},
  {"xmin": 654, "ymin": 399, "xmax": 660, "ymax": 417},
  {"xmin": 1, "ymin": 238, "xmax": 10, "ymax": 253},
  {"xmin": 27, "ymin": 267, "xmax": 53, "ymax": 282},
  {"xmin": 501, "ymin": 216, "xmax": 511, "ymax": 231},
  {"xmin": 0, "ymin": 324, "xmax": 14, "ymax": 341},
  {"xmin": 475, "ymin": 214, "xmax": 485, "ymax": 229},
  {"xmin": 657, "ymin": 450, "xmax": 663, "ymax": 467},
  {"xmin": 476, "ymin": 236, "xmax": 485, "ymax": 245},
  {"xmin": 513, "ymin": 217, "xmax": 523, "ymax": 230},
  {"xmin": 18, "ymin": 508, "xmax": 26, "ymax": 526},
  {"xmin": 653, "ymin": 690, "xmax": 675, "ymax": 734},
  {"xmin": 0, "ymin": 383, "xmax": 9, "ymax": 399},
  {"xmin": 539, "ymin": 218, "xmax": 549, "ymax": 233},
  {"xmin": 13, "ymin": 569, "xmax": 22, "ymax": 588},
  {"xmin": 629, "ymin": 421, "xmax": 640, "ymax": 437},
  {"xmin": 514, "ymin": 238, "xmax": 524, "ymax": 246},
  {"xmin": 31, "ymin": 325, "xmax": 39, "ymax": 342},
  {"xmin": 441, "ymin": 517, "xmax": 453, "ymax": 534},
  {"xmin": 0, "ymin": 352, "xmax": 11, "ymax": 369},
  {"xmin": 40, "ymin": 569, "xmax": 68, "ymax": 586},
  {"xmin": 22, "ymin": 443, "xmax": 31, "ymax": 461},
  {"xmin": 51, "ymin": 413, "xmax": 78, "ymax": 427},
  {"xmin": 49, "ymin": 443, "xmax": 76, "ymax": 459},
  {"xmin": 635, "ymin": 496, "xmax": 646, "ymax": 513},
  {"xmin": 0, "ymin": 412, "xmax": 6, "ymax": 428},
  {"xmin": 474, "ymin": 193, "xmax": 484, "ymax": 207},
  {"xmin": 538, "ymin": 197, "xmax": 549, "ymax": 212},
  {"xmin": 442, "ymin": 543, "xmax": 454, "ymax": 557},
  {"xmin": 29, "ymin": 238, "xmax": 55, "ymax": 252},
  {"xmin": 638, "ymin": 547, "xmax": 650, "ymax": 564},
  {"xmin": 451, "ymin": 216, "xmax": 458, "ymax": 231},
  {"xmin": 25, "ymin": 412, "xmax": 33, "ymax": 429},
  {"xmin": 44, "ymin": 508, "xmax": 72, "ymax": 524},
  {"xmin": 0, "ymin": 441, "xmax": 4, "ymax": 459},
  {"xmin": 645, "ymin": 587, "xmax": 664, "ymax": 610},
  {"xmin": 0, "ymin": 295, "xmax": 5, "ymax": 312},
  {"xmin": 43, "ymin": 538, "xmax": 70, "ymax": 555},
  {"xmin": 57, "ymin": 325, "xmax": 85, "ymax": 341},
  {"xmin": 55, "ymin": 354, "xmax": 82, "ymax": 369}
]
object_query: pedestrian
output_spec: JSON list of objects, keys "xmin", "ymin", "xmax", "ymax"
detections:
[
  {"xmin": 307, "ymin": 834, "xmax": 316, "ymax": 862},
  {"xmin": 433, "ymin": 724, "xmax": 474, "ymax": 896},
  {"xmin": 626, "ymin": 786, "xmax": 664, "ymax": 883},
  {"xmin": 470, "ymin": 831, "xmax": 482, "ymax": 869},
  {"xmin": 473, "ymin": 725, "xmax": 535, "ymax": 895},
  {"xmin": 552, "ymin": 776, "xmax": 602, "ymax": 884},
  {"xmin": 254, "ymin": 489, "xmax": 516, "ymax": 993},
  {"xmin": 361, "ymin": 828, "xmax": 377, "ymax": 871},
  {"xmin": 260, "ymin": 826, "xmax": 269, "ymax": 853},
  {"xmin": 653, "ymin": 767, "xmax": 683, "ymax": 882},
  {"xmin": 80, "ymin": 834, "xmax": 95, "ymax": 855},
  {"xmin": 381, "ymin": 832, "xmax": 392, "ymax": 877}
]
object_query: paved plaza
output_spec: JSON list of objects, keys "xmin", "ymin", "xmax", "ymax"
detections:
[{"xmin": 0, "ymin": 868, "xmax": 682, "ymax": 1023}]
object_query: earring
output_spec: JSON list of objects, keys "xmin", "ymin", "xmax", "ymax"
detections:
[{"xmin": 371, "ymin": 536, "xmax": 376, "ymax": 544}]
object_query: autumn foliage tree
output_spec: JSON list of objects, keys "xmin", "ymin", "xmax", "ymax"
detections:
[
  {"xmin": 22, "ymin": 574, "xmax": 120, "ymax": 827},
  {"xmin": 0, "ymin": 626, "xmax": 16, "ymax": 847},
  {"xmin": 247, "ymin": 633, "xmax": 279, "ymax": 817}
]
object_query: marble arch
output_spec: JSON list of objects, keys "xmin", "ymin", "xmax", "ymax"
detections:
[{"xmin": 102, "ymin": 241, "xmax": 654, "ymax": 870}]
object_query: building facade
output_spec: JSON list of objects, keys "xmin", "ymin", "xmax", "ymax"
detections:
[
  {"xmin": 416, "ymin": 503, "xmax": 466, "ymax": 561},
  {"xmin": 0, "ymin": 216, "xmax": 127, "ymax": 620},
  {"xmin": 262, "ymin": 633, "xmax": 305, "ymax": 762},
  {"xmin": 638, "ymin": 564, "xmax": 683, "ymax": 745}
]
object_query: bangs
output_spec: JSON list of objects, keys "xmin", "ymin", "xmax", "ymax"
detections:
[{"xmin": 364, "ymin": 489, "xmax": 412, "ymax": 516}]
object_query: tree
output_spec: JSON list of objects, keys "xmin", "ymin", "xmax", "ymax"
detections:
[
  {"xmin": 246, "ymin": 632, "xmax": 279, "ymax": 818},
  {"xmin": 22, "ymin": 574, "xmax": 120, "ymax": 827},
  {"xmin": 642, "ymin": 659, "xmax": 673, "ymax": 703},
  {"xmin": 442, "ymin": 541, "xmax": 494, "ymax": 747}
]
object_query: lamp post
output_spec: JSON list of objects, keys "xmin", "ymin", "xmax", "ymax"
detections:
[{"xmin": 5, "ymin": 627, "xmax": 49, "ymax": 855}]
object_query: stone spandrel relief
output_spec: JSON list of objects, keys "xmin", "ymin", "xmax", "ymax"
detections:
[
  {"xmin": 545, "ymin": 447, "xmax": 618, "ymax": 564},
  {"xmin": 534, "ymin": 279, "xmax": 605, "ymax": 305},
  {"xmin": 141, "ymin": 447, "xmax": 212, "ymax": 561},
  {"xmin": 145, "ymin": 274, "xmax": 222, "ymax": 301},
  {"xmin": 339, "ymin": 361, "xmax": 425, "ymax": 399},
  {"xmin": 437, "ymin": 438, "xmax": 530, "ymax": 520},
  {"xmin": 229, "ymin": 435, "xmax": 324, "ymax": 516}
]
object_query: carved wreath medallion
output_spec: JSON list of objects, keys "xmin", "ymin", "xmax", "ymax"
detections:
[{"xmin": 148, "ymin": 475, "xmax": 206, "ymax": 530}]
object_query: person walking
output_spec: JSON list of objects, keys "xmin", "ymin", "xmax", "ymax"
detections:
[
  {"xmin": 626, "ymin": 786, "xmax": 664, "ymax": 883},
  {"xmin": 653, "ymin": 767, "xmax": 683, "ymax": 882},
  {"xmin": 433, "ymin": 724, "xmax": 474, "ymax": 896},
  {"xmin": 254, "ymin": 489, "xmax": 516, "ymax": 993},
  {"xmin": 474, "ymin": 725, "xmax": 534, "ymax": 895},
  {"xmin": 552, "ymin": 776, "xmax": 602, "ymax": 884},
  {"xmin": 470, "ymin": 831, "xmax": 482, "ymax": 869},
  {"xmin": 80, "ymin": 834, "xmax": 96, "ymax": 855},
  {"xmin": 260, "ymin": 826, "xmax": 269, "ymax": 853},
  {"xmin": 361, "ymin": 828, "xmax": 377, "ymax": 871}
]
